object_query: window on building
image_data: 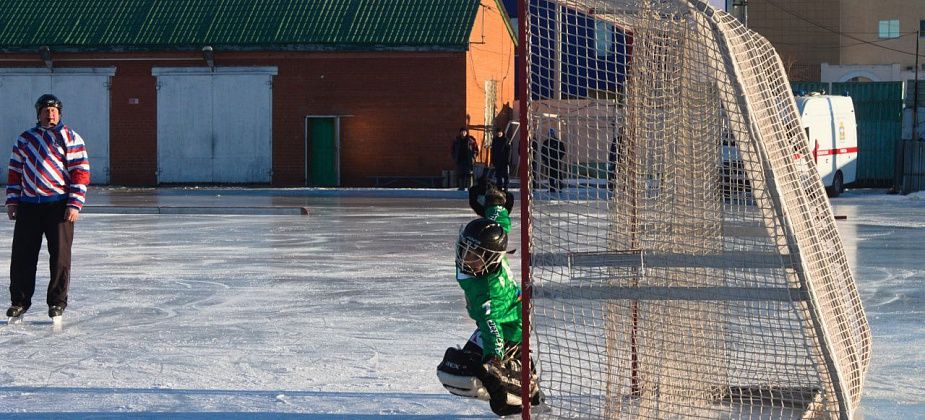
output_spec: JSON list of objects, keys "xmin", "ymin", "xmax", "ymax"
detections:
[
  {"xmin": 595, "ymin": 20, "xmax": 614, "ymax": 58},
  {"xmin": 920, "ymin": 19, "xmax": 924, "ymax": 37},
  {"xmin": 878, "ymin": 19, "xmax": 900, "ymax": 39}
]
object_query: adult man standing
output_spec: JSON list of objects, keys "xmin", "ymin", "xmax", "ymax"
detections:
[
  {"xmin": 490, "ymin": 127, "xmax": 512, "ymax": 191},
  {"xmin": 541, "ymin": 128, "xmax": 565, "ymax": 192},
  {"xmin": 451, "ymin": 127, "xmax": 479, "ymax": 190},
  {"xmin": 5, "ymin": 94, "xmax": 90, "ymax": 322}
]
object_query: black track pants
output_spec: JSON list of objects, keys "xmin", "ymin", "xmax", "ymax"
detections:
[{"xmin": 9, "ymin": 200, "xmax": 74, "ymax": 310}]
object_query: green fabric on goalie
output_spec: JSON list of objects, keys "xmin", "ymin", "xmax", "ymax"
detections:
[{"xmin": 456, "ymin": 205, "xmax": 522, "ymax": 361}]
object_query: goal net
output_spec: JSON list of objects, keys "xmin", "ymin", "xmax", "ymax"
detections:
[{"xmin": 522, "ymin": 1, "xmax": 871, "ymax": 418}]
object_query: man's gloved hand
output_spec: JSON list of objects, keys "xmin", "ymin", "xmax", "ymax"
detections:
[{"xmin": 469, "ymin": 179, "xmax": 514, "ymax": 217}]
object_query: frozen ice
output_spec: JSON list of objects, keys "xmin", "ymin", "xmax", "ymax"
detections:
[{"xmin": 0, "ymin": 187, "xmax": 920, "ymax": 418}]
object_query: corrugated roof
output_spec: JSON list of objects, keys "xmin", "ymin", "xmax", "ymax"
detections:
[{"xmin": 0, "ymin": 0, "xmax": 482, "ymax": 52}]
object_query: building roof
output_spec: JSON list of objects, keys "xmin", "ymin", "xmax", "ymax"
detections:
[{"xmin": 0, "ymin": 0, "xmax": 484, "ymax": 52}]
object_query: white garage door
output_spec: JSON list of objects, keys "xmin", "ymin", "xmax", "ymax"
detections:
[
  {"xmin": 0, "ymin": 68, "xmax": 114, "ymax": 184},
  {"xmin": 154, "ymin": 67, "xmax": 276, "ymax": 183}
]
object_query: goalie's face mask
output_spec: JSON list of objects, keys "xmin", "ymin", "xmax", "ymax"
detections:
[{"xmin": 456, "ymin": 219, "xmax": 507, "ymax": 276}]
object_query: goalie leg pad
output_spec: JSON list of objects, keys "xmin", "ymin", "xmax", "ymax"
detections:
[
  {"xmin": 437, "ymin": 347, "xmax": 490, "ymax": 401},
  {"xmin": 480, "ymin": 344, "xmax": 544, "ymax": 416},
  {"xmin": 437, "ymin": 370, "xmax": 490, "ymax": 400}
]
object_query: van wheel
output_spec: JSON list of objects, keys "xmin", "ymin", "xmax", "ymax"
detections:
[{"xmin": 826, "ymin": 171, "xmax": 844, "ymax": 198}]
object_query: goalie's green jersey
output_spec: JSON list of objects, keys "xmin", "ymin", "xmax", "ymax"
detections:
[{"xmin": 456, "ymin": 205, "xmax": 522, "ymax": 361}]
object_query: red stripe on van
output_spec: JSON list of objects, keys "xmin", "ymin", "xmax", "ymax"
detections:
[{"xmin": 815, "ymin": 146, "xmax": 858, "ymax": 157}]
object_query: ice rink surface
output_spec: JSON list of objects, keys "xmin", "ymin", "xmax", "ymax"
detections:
[{"xmin": 0, "ymin": 187, "xmax": 921, "ymax": 419}]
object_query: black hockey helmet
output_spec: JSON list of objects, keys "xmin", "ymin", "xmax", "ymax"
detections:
[
  {"xmin": 35, "ymin": 94, "xmax": 62, "ymax": 114},
  {"xmin": 456, "ymin": 218, "xmax": 507, "ymax": 276}
]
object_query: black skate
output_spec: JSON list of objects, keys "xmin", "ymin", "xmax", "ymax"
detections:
[
  {"xmin": 6, "ymin": 305, "xmax": 27, "ymax": 324},
  {"xmin": 48, "ymin": 306, "xmax": 64, "ymax": 325}
]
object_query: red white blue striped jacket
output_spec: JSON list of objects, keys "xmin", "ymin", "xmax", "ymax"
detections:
[{"xmin": 6, "ymin": 123, "xmax": 91, "ymax": 211}]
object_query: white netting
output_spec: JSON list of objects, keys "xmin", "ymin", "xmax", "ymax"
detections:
[{"xmin": 524, "ymin": 1, "xmax": 871, "ymax": 418}]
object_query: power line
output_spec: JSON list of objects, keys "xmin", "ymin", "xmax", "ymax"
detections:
[
  {"xmin": 762, "ymin": 0, "xmax": 925, "ymax": 58},
  {"xmin": 749, "ymin": 27, "xmax": 919, "ymax": 37},
  {"xmin": 751, "ymin": 30, "xmax": 919, "ymax": 50}
]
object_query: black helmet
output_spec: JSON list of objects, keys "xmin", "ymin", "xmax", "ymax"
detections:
[
  {"xmin": 35, "ymin": 94, "xmax": 62, "ymax": 114},
  {"xmin": 456, "ymin": 218, "xmax": 507, "ymax": 276}
]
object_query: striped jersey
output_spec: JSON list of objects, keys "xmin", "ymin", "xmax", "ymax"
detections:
[{"xmin": 6, "ymin": 123, "xmax": 91, "ymax": 210}]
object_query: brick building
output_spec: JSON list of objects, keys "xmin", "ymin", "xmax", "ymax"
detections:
[
  {"xmin": 745, "ymin": 0, "xmax": 925, "ymax": 83},
  {"xmin": 0, "ymin": 0, "xmax": 515, "ymax": 186}
]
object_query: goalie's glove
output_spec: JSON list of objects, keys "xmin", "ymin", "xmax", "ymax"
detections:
[{"xmin": 469, "ymin": 179, "xmax": 514, "ymax": 217}]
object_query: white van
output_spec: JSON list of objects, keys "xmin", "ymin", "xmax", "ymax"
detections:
[{"xmin": 794, "ymin": 94, "xmax": 858, "ymax": 197}]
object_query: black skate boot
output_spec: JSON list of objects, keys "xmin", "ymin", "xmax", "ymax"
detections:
[
  {"xmin": 6, "ymin": 305, "xmax": 26, "ymax": 318},
  {"xmin": 48, "ymin": 306, "xmax": 64, "ymax": 318},
  {"xmin": 6, "ymin": 305, "xmax": 27, "ymax": 324}
]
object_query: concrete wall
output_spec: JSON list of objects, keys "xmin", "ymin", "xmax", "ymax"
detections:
[{"xmin": 821, "ymin": 63, "xmax": 905, "ymax": 83}]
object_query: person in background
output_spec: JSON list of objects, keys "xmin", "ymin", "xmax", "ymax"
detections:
[
  {"xmin": 541, "ymin": 128, "xmax": 565, "ymax": 192},
  {"xmin": 490, "ymin": 127, "xmax": 512, "ymax": 191},
  {"xmin": 451, "ymin": 127, "xmax": 479, "ymax": 191},
  {"xmin": 608, "ymin": 126, "xmax": 624, "ymax": 193}
]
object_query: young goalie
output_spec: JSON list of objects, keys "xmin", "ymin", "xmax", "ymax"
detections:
[{"xmin": 437, "ymin": 180, "xmax": 541, "ymax": 416}]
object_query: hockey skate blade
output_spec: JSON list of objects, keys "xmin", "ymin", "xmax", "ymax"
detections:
[
  {"xmin": 51, "ymin": 316, "xmax": 63, "ymax": 332},
  {"xmin": 6, "ymin": 315, "xmax": 24, "ymax": 325},
  {"xmin": 530, "ymin": 402, "xmax": 552, "ymax": 414}
]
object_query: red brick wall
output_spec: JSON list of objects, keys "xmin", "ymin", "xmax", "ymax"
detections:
[
  {"xmin": 0, "ymin": 49, "xmax": 494, "ymax": 186},
  {"xmin": 109, "ymin": 61, "xmax": 159, "ymax": 185},
  {"xmin": 267, "ymin": 52, "xmax": 467, "ymax": 186}
]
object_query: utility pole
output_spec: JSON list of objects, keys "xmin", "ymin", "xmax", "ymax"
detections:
[
  {"xmin": 728, "ymin": 0, "xmax": 748, "ymax": 27},
  {"xmin": 914, "ymin": 30, "xmax": 921, "ymax": 141},
  {"xmin": 899, "ymin": 30, "xmax": 922, "ymax": 193}
]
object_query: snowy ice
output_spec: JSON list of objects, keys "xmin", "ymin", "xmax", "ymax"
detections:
[{"xmin": 0, "ymin": 187, "xmax": 921, "ymax": 419}]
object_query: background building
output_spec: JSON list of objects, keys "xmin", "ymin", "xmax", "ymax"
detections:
[
  {"xmin": 745, "ymin": 0, "xmax": 925, "ymax": 83},
  {"xmin": 0, "ymin": 0, "xmax": 515, "ymax": 187}
]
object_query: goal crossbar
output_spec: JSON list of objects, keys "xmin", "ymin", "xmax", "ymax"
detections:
[
  {"xmin": 532, "ymin": 250, "xmax": 795, "ymax": 269},
  {"xmin": 534, "ymin": 285, "xmax": 809, "ymax": 302}
]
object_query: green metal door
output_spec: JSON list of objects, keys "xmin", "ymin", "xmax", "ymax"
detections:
[
  {"xmin": 307, "ymin": 117, "xmax": 338, "ymax": 186},
  {"xmin": 831, "ymin": 82, "xmax": 903, "ymax": 186}
]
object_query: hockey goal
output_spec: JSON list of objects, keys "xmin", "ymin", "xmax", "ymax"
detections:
[{"xmin": 518, "ymin": 1, "xmax": 871, "ymax": 418}]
